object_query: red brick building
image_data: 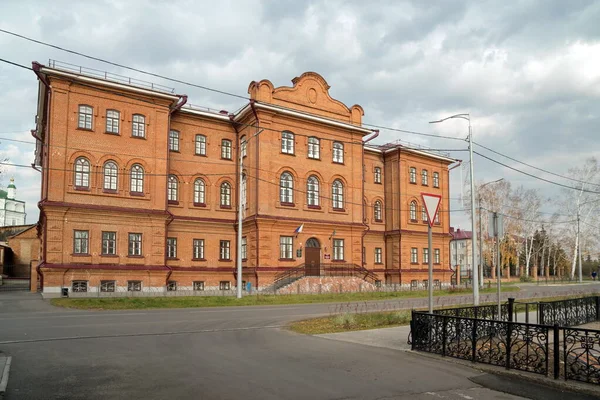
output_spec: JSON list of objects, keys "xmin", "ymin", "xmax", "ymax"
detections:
[{"xmin": 31, "ymin": 61, "xmax": 457, "ymax": 296}]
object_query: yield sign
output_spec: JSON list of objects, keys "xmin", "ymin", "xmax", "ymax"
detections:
[{"xmin": 421, "ymin": 193, "xmax": 442, "ymax": 228}]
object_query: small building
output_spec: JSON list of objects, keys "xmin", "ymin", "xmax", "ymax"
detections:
[
  {"xmin": 449, "ymin": 227, "xmax": 472, "ymax": 280},
  {"xmin": 0, "ymin": 178, "xmax": 27, "ymax": 227},
  {"xmin": 0, "ymin": 224, "xmax": 39, "ymax": 290}
]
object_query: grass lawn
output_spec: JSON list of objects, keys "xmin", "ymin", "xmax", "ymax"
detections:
[
  {"xmin": 289, "ymin": 310, "xmax": 412, "ymax": 335},
  {"xmin": 50, "ymin": 286, "xmax": 518, "ymax": 310}
]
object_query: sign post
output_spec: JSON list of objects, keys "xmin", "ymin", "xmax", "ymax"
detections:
[
  {"xmin": 489, "ymin": 211, "xmax": 504, "ymax": 318},
  {"xmin": 422, "ymin": 193, "xmax": 442, "ymax": 314}
]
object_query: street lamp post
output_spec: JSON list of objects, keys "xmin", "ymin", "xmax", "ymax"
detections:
[
  {"xmin": 430, "ymin": 114, "xmax": 479, "ymax": 305},
  {"xmin": 479, "ymin": 178, "xmax": 504, "ymax": 288}
]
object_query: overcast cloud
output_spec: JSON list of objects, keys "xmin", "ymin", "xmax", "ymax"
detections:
[{"xmin": 0, "ymin": 0, "xmax": 599, "ymax": 227}]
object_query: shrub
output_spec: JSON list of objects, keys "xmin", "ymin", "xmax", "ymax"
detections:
[
  {"xmin": 333, "ymin": 313, "xmax": 356, "ymax": 328},
  {"xmin": 520, "ymin": 275, "xmax": 533, "ymax": 283}
]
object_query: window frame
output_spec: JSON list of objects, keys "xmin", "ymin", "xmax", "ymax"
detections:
[
  {"xmin": 100, "ymin": 280, "xmax": 116, "ymax": 292},
  {"xmin": 193, "ymin": 281, "xmax": 205, "ymax": 291},
  {"xmin": 194, "ymin": 178, "xmax": 206, "ymax": 205},
  {"xmin": 101, "ymin": 231, "xmax": 117, "ymax": 255},
  {"xmin": 433, "ymin": 172, "xmax": 439, "ymax": 188},
  {"xmin": 167, "ymin": 175, "xmax": 178, "ymax": 203},
  {"xmin": 307, "ymin": 137, "xmax": 320, "ymax": 159},
  {"xmin": 409, "ymin": 167, "xmax": 417, "ymax": 184},
  {"xmin": 72, "ymin": 280, "xmax": 88, "ymax": 293},
  {"xmin": 281, "ymin": 131, "xmax": 295, "ymax": 155},
  {"xmin": 421, "ymin": 169, "xmax": 428, "ymax": 186},
  {"xmin": 166, "ymin": 237, "xmax": 177, "ymax": 259},
  {"xmin": 195, "ymin": 134, "xmax": 206, "ymax": 156},
  {"xmin": 132, "ymin": 114, "xmax": 146, "ymax": 138},
  {"xmin": 74, "ymin": 157, "xmax": 90, "ymax": 189},
  {"xmin": 105, "ymin": 109, "xmax": 120, "ymax": 134},
  {"xmin": 307, "ymin": 175, "xmax": 320, "ymax": 207},
  {"xmin": 130, "ymin": 164, "xmax": 144, "ymax": 194},
  {"xmin": 73, "ymin": 230, "xmax": 89, "ymax": 255},
  {"xmin": 332, "ymin": 179, "xmax": 344, "ymax": 210},
  {"xmin": 221, "ymin": 139, "xmax": 232, "ymax": 160},
  {"xmin": 78, "ymin": 105, "xmax": 93, "ymax": 130},
  {"xmin": 220, "ymin": 240, "xmax": 231, "ymax": 261},
  {"xmin": 434, "ymin": 248, "xmax": 440, "ymax": 264},
  {"xmin": 128, "ymin": 233, "xmax": 143, "ymax": 256},
  {"xmin": 169, "ymin": 130, "xmax": 180, "ymax": 152},
  {"xmin": 374, "ymin": 167, "xmax": 382, "ymax": 184},
  {"xmin": 167, "ymin": 281, "xmax": 177, "ymax": 291},
  {"xmin": 375, "ymin": 247, "xmax": 382, "ymax": 264},
  {"xmin": 241, "ymin": 236, "xmax": 247, "ymax": 260},
  {"xmin": 219, "ymin": 281, "xmax": 231, "ymax": 290},
  {"xmin": 332, "ymin": 142, "xmax": 344, "ymax": 164},
  {"xmin": 423, "ymin": 248, "xmax": 429, "ymax": 264},
  {"xmin": 240, "ymin": 135, "xmax": 247, "ymax": 158},
  {"xmin": 220, "ymin": 182, "xmax": 232, "ymax": 208},
  {"xmin": 279, "ymin": 172, "xmax": 294, "ymax": 205},
  {"xmin": 193, "ymin": 239, "xmax": 205, "ymax": 260},
  {"xmin": 422, "ymin": 205, "xmax": 427, "ymax": 223},
  {"xmin": 409, "ymin": 201, "xmax": 417, "ymax": 222},
  {"xmin": 374, "ymin": 200, "xmax": 383, "ymax": 222},
  {"xmin": 127, "ymin": 280, "xmax": 142, "ymax": 292},
  {"xmin": 411, "ymin": 247, "xmax": 418, "ymax": 264},
  {"xmin": 103, "ymin": 161, "xmax": 118, "ymax": 192},
  {"xmin": 279, "ymin": 236, "xmax": 293, "ymax": 260},
  {"xmin": 333, "ymin": 238, "xmax": 344, "ymax": 261}
]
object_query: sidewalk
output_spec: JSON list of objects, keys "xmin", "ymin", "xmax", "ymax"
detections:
[{"xmin": 0, "ymin": 352, "xmax": 11, "ymax": 399}]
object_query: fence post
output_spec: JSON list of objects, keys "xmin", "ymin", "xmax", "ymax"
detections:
[
  {"xmin": 553, "ymin": 324, "xmax": 560, "ymax": 380},
  {"xmin": 508, "ymin": 298, "xmax": 515, "ymax": 322},
  {"xmin": 539, "ymin": 303, "xmax": 545, "ymax": 325},
  {"xmin": 471, "ymin": 317, "xmax": 478, "ymax": 363},
  {"xmin": 595, "ymin": 296, "xmax": 600, "ymax": 322},
  {"xmin": 506, "ymin": 322, "xmax": 512, "ymax": 370},
  {"xmin": 410, "ymin": 310, "xmax": 415, "ymax": 351}
]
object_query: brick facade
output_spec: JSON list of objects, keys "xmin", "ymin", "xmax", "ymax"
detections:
[{"xmin": 32, "ymin": 63, "xmax": 456, "ymax": 296}]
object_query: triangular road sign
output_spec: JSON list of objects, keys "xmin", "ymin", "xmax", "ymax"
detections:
[{"xmin": 421, "ymin": 193, "xmax": 442, "ymax": 228}]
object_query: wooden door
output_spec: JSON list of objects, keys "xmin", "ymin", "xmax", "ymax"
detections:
[{"xmin": 305, "ymin": 247, "xmax": 320, "ymax": 276}]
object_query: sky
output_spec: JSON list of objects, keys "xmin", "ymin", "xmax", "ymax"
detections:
[{"xmin": 0, "ymin": 0, "xmax": 599, "ymax": 229}]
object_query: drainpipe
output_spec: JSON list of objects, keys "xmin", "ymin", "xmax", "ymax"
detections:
[
  {"xmin": 36, "ymin": 260, "xmax": 45, "ymax": 294},
  {"xmin": 361, "ymin": 130, "xmax": 379, "ymax": 274},
  {"xmin": 165, "ymin": 210, "xmax": 174, "ymax": 285},
  {"xmin": 170, "ymin": 95, "xmax": 188, "ymax": 115},
  {"xmin": 449, "ymin": 160, "xmax": 462, "ymax": 171},
  {"xmin": 249, "ymin": 100, "xmax": 260, "ymax": 275}
]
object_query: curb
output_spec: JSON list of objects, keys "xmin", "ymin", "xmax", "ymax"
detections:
[{"xmin": 0, "ymin": 356, "xmax": 11, "ymax": 398}]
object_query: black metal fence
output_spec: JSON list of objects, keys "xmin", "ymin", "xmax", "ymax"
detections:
[{"xmin": 410, "ymin": 296, "xmax": 600, "ymax": 385}]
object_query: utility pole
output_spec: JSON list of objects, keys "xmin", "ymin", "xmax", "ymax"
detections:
[
  {"xmin": 429, "ymin": 114, "xmax": 478, "ymax": 305},
  {"xmin": 479, "ymin": 198, "xmax": 483, "ymax": 288},
  {"xmin": 236, "ymin": 136, "xmax": 244, "ymax": 299},
  {"xmin": 578, "ymin": 210, "xmax": 582, "ymax": 283},
  {"xmin": 495, "ymin": 213, "xmax": 501, "ymax": 317}
]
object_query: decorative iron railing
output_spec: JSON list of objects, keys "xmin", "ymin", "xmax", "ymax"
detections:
[
  {"xmin": 539, "ymin": 296, "xmax": 600, "ymax": 326},
  {"xmin": 433, "ymin": 304, "xmax": 510, "ymax": 321},
  {"xmin": 411, "ymin": 311, "xmax": 550, "ymax": 376},
  {"xmin": 271, "ymin": 263, "xmax": 380, "ymax": 291},
  {"xmin": 564, "ymin": 327, "xmax": 600, "ymax": 384}
]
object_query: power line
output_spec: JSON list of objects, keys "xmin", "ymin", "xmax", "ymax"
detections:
[
  {"xmin": 362, "ymin": 122, "xmax": 465, "ymax": 142},
  {"xmin": 0, "ymin": 57, "xmax": 33, "ymax": 71},
  {"xmin": 474, "ymin": 151, "xmax": 600, "ymax": 195},
  {"xmin": 474, "ymin": 141, "xmax": 600, "ymax": 188}
]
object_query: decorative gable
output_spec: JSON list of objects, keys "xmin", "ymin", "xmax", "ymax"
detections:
[{"xmin": 248, "ymin": 72, "xmax": 363, "ymax": 125}]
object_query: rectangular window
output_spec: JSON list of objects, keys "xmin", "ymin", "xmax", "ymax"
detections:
[
  {"xmin": 132, "ymin": 114, "xmax": 145, "ymax": 138},
  {"xmin": 128, "ymin": 233, "xmax": 142, "ymax": 256},
  {"xmin": 421, "ymin": 169, "xmax": 428, "ymax": 185},
  {"xmin": 435, "ymin": 211, "xmax": 440, "ymax": 225},
  {"xmin": 72, "ymin": 280, "xmax": 88, "ymax": 292},
  {"xmin": 195, "ymin": 135, "xmax": 206, "ymax": 155},
  {"xmin": 333, "ymin": 239, "xmax": 344, "ymax": 261},
  {"xmin": 411, "ymin": 248, "xmax": 418, "ymax": 263},
  {"xmin": 102, "ymin": 231, "xmax": 116, "ymax": 255},
  {"xmin": 220, "ymin": 240, "xmax": 231, "ymax": 260},
  {"xmin": 241, "ymin": 237, "xmax": 247, "ymax": 260},
  {"xmin": 167, "ymin": 238, "xmax": 177, "ymax": 259},
  {"xmin": 193, "ymin": 281, "xmax": 205, "ymax": 291},
  {"xmin": 423, "ymin": 248, "xmax": 429, "ymax": 263},
  {"xmin": 375, "ymin": 248, "xmax": 382, "ymax": 264},
  {"xmin": 281, "ymin": 132, "xmax": 294, "ymax": 154},
  {"xmin": 100, "ymin": 280, "xmax": 116, "ymax": 292},
  {"xmin": 241, "ymin": 137, "xmax": 247, "ymax": 157},
  {"xmin": 220, "ymin": 281, "xmax": 231, "ymax": 290},
  {"xmin": 433, "ymin": 172, "xmax": 439, "ymax": 188},
  {"xmin": 434, "ymin": 249, "xmax": 440, "ymax": 264},
  {"xmin": 422, "ymin": 206, "xmax": 427, "ymax": 222},
  {"xmin": 78, "ymin": 105, "xmax": 93, "ymax": 130},
  {"xmin": 73, "ymin": 230, "xmax": 89, "ymax": 254},
  {"xmin": 167, "ymin": 281, "xmax": 177, "ymax": 291},
  {"xmin": 308, "ymin": 137, "xmax": 320, "ymax": 159},
  {"xmin": 106, "ymin": 110, "xmax": 120, "ymax": 134},
  {"xmin": 169, "ymin": 130, "xmax": 179, "ymax": 151},
  {"xmin": 280, "ymin": 236, "xmax": 293, "ymax": 259},
  {"xmin": 193, "ymin": 239, "xmax": 204, "ymax": 260},
  {"xmin": 374, "ymin": 167, "xmax": 382, "ymax": 184},
  {"xmin": 409, "ymin": 167, "xmax": 417, "ymax": 184},
  {"xmin": 221, "ymin": 139, "xmax": 232, "ymax": 159},
  {"xmin": 332, "ymin": 142, "xmax": 344, "ymax": 163},
  {"xmin": 128, "ymin": 280, "xmax": 142, "ymax": 292}
]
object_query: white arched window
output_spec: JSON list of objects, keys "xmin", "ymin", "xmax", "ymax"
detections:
[
  {"xmin": 130, "ymin": 164, "xmax": 144, "ymax": 193},
  {"xmin": 220, "ymin": 182, "xmax": 231, "ymax": 207},
  {"xmin": 168, "ymin": 175, "xmax": 178, "ymax": 202},
  {"xmin": 103, "ymin": 161, "xmax": 118, "ymax": 191},
  {"xmin": 74, "ymin": 157, "xmax": 90, "ymax": 188},
  {"xmin": 332, "ymin": 179, "xmax": 344, "ymax": 209},
  {"xmin": 333, "ymin": 142, "xmax": 344, "ymax": 163},
  {"xmin": 374, "ymin": 201, "xmax": 382, "ymax": 221},
  {"xmin": 307, "ymin": 175, "xmax": 319, "ymax": 206},
  {"xmin": 194, "ymin": 178, "xmax": 205, "ymax": 204},
  {"xmin": 280, "ymin": 172, "xmax": 294, "ymax": 204},
  {"xmin": 410, "ymin": 201, "xmax": 417, "ymax": 221},
  {"xmin": 240, "ymin": 136, "xmax": 247, "ymax": 158}
]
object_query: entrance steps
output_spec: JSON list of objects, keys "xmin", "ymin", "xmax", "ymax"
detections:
[{"xmin": 276, "ymin": 276, "xmax": 377, "ymax": 295}]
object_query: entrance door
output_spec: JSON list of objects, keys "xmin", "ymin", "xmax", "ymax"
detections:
[{"xmin": 305, "ymin": 238, "xmax": 321, "ymax": 276}]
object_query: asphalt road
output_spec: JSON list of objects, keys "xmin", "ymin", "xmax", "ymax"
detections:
[{"xmin": 1, "ymin": 283, "xmax": 599, "ymax": 399}]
